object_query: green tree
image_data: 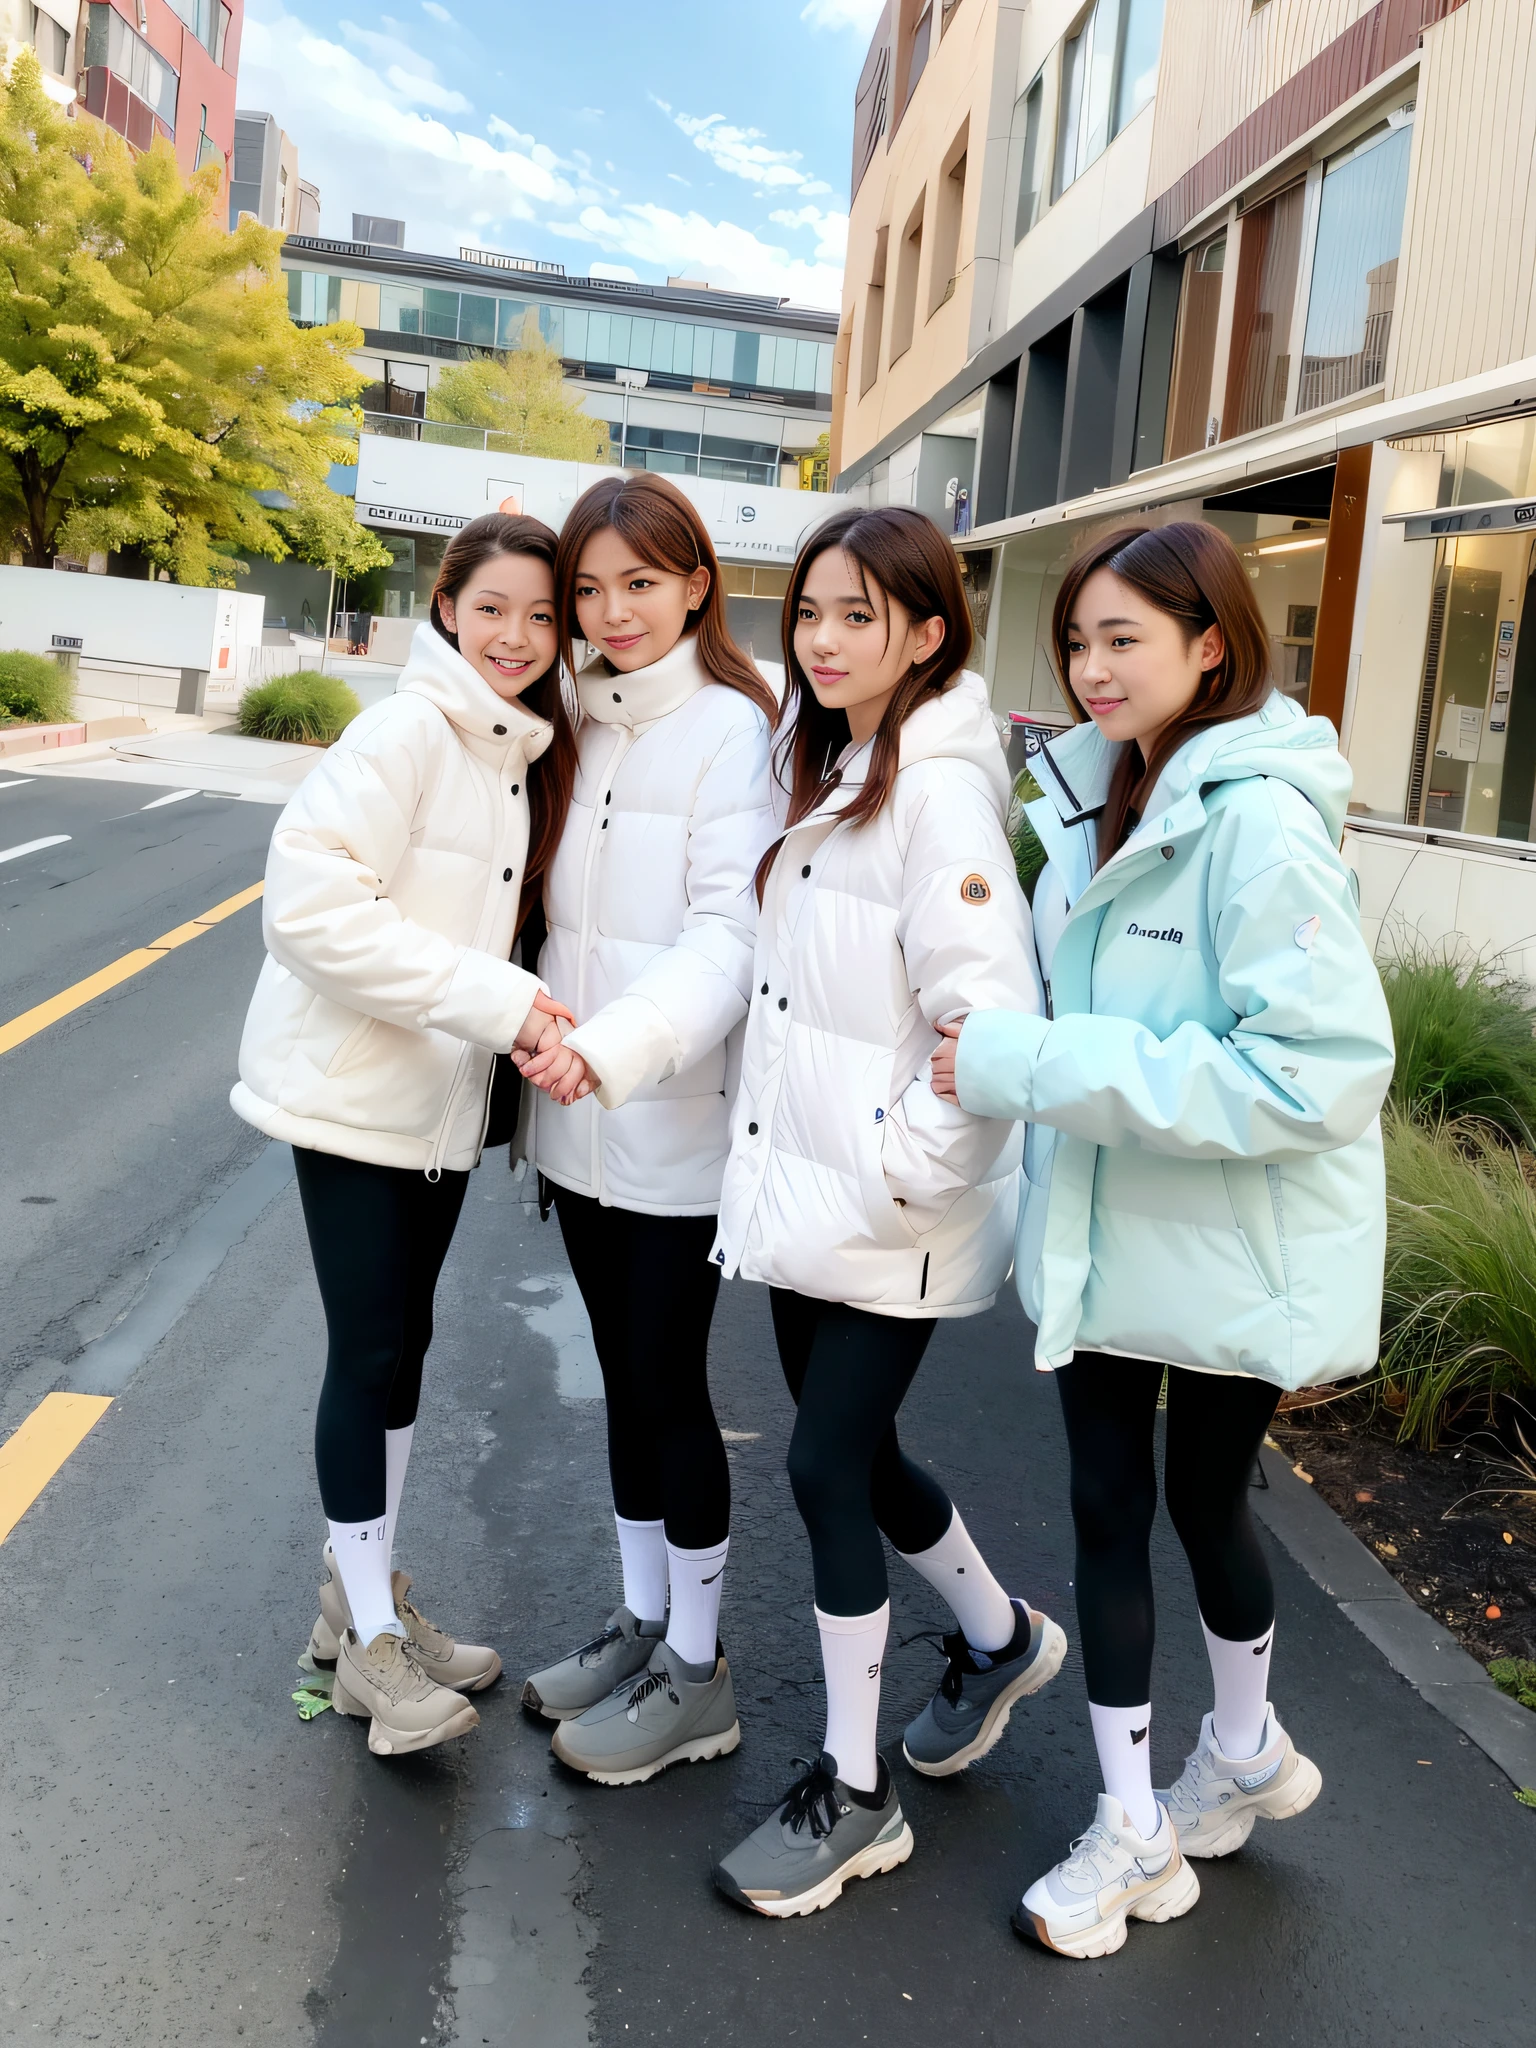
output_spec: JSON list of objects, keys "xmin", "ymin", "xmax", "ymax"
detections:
[
  {"xmin": 0, "ymin": 53, "xmax": 389, "ymax": 584},
  {"xmin": 426, "ymin": 314, "xmax": 613, "ymax": 462}
]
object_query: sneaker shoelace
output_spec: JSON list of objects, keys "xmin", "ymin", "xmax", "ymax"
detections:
[
  {"xmin": 777, "ymin": 1757, "xmax": 843, "ymax": 1841},
  {"xmin": 365, "ymin": 1636, "xmax": 434, "ymax": 1704},
  {"xmin": 625, "ymin": 1665, "xmax": 680, "ymax": 1712},
  {"xmin": 575, "ymin": 1621, "xmax": 625, "ymax": 1668},
  {"xmin": 905, "ymin": 1626, "xmax": 989, "ymax": 1705},
  {"xmin": 398, "ymin": 1593, "xmax": 451, "ymax": 1656},
  {"xmin": 1059, "ymin": 1819, "xmax": 1123, "ymax": 1889}
]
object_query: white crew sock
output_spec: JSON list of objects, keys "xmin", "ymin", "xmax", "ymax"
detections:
[
  {"xmin": 328, "ymin": 1514, "xmax": 404, "ymax": 1645},
  {"xmin": 384, "ymin": 1424, "xmax": 415, "ymax": 1570},
  {"xmin": 615, "ymin": 1514, "xmax": 668, "ymax": 1625},
  {"xmin": 897, "ymin": 1507, "xmax": 1018, "ymax": 1653},
  {"xmin": 665, "ymin": 1536, "xmax": 728, "ymax": 1667},
  {"xmin": 1089, "ymin": 1701, "xmax": 1160, "ymax": 1838},
  {"xmin": 1202, "ymin": 1618, "xmax": 1274, "ymax": 1760},
  {"xmin": 816, "ymin": 1602, "xmax": 889, "ymax": 1794}
]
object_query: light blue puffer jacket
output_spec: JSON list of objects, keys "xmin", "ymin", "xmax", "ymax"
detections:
[{"xmin": 955, "ymin": 692, "xmax": 1394, "ymax": 1390}]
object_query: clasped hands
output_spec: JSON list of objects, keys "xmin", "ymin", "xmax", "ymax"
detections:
[
  {"xmin": 930, "ymin": 1015, "xmax": 965, "ymax": 1103},
  {"xmin": 512, "ymin": 991, "xmax": 597, "ymax": 1106}
]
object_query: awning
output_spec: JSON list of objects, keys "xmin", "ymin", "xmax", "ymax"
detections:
[{"xmin": 1386, "ymin": 496, "xmax": 1536, "ymax": 540}]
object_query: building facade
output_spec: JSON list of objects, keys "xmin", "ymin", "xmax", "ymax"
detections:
[
  {"xmin": 835, "ymin": 0, "xmax": 1536, "ymax": 851},
  {"xmin": 230, "ymin": 109, "xmax": 317, "ymax": 233},
  {"xmin": 280, "ymin": 233, "xmax": 838, "ymax": 497}
]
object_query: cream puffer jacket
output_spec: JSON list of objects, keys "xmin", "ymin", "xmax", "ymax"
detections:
[
  {"xmin": 532, "ymin": 633, "xmax": 775, "ymax": 1215},
  {"xmin": 710, "ymin": 671, "xmax": 1043, "ymax": 1317},
  {"xmin": 231, "ymin": 623, "xmax": 551, "ymax": 1174}
]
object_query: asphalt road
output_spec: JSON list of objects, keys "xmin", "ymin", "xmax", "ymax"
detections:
[{"xmin": 2, "ymin": 770, "xmax": 1534, "ymax": 2047}]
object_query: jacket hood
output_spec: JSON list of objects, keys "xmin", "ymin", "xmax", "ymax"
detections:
[
  {"xmin": 397, "ymin": 621, "xmax": 554, "ymax": 761},
  {"xmin": 576, "ymin": 631, "xmax": 713, "ymax": 732},
  {"xmin": 1035, "ymin": 690, "xmax": 1352, "ymax": 844},
  {"xmin": 830, "ymin": 670, "xmax": 1007, "ymax": 803}
]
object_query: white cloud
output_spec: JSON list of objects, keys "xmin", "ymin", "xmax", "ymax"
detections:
[
  {"xmin": 421, "ymin": 0, "xmax": 453, "ymax": 19},
  {"xmin": 546, "ymin": 203, "xmax": 843, "ymax": 307},
  {"xmin": 768, "ymin": 203, "xmax": 849, "ymax": 266},
  {"xmin": 800, "ymin": 0, "xmax": 885, "ymax": 31},
  {"xmin": 385, "ymin": 65, "xmax": 471, "ymax": 113},
  {"xmin": 588, "ymin": 262, "xmax": 639, "ymax": 282},
  {"xmin": 672, "ymin": 110, "xmax": 811, "ymax": 191}
]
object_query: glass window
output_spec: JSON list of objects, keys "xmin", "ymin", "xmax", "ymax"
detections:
[
  {"xmin": 906, "ymin": 2, "xmax": 934, "ymax": 106},
  {"xmin": 540, "ymin": 303, "xmax": 564, "ymax": 353},
  {"xmin": 1014, "ymin": 72, "xmax": 1046, "ymax": 242},
  {"xmin": 1054, "ymin": 0, "xmax": 1164, "ymax": 200},
  {"xmin": 711, "ymin": 328, "xmax": 736, "ymax": 381},
  {"xmin": 817, "ymin": 341, "xmax": 834, "ymax": 392},
  {"xmin": 1225, "ymin": 183, "xmax": 1305, "ymax": 439},
  {"xmin": 790, "ymin": 339, "xmax": 815, "ymax": 391},
  {"xmin": 1298, "ymin": 120, "xmax": 1412, "ymax": 413},
  {"xmin": 496, "ymin": 298, "xmax": 531, "ymax": 348},
  {"xmin": 703, "ymin": 434, "xmax": 780, "ymax": 465},
  {"xmin": 563, "ymin": 306, "xmax": 589, "ymax": 358},
  {"xmin": 423, "ymin": 288, "xmax": 459, "ymax": 340},
  {"xmin": 1164, "ymin": 235, "xmax": 1225, "ymax": 459},
  {"xmin": 457, "ymin": 294, "xmax": 496, "ymax": 346},
  {"xmin": 381, "ymin": 283, "xmax": 423, "ymax": 334},
  {"xmin": 733, "ymin": 332, "xmax": 761, "ymax": 386},
  {"xmin": 588, "ymin": 311, "xmax": 612, "ymax": 363},
  {"xmin": 1114, "ymin": 0, "xmax": 1165, "ymax": 134},
  {"xmin": 287, "ymin": 271, "xmax": 341, "ymax": 324}
]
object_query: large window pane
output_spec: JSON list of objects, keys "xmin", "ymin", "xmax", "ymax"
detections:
[
  {"xmin": 1014, "ymin": 72, "xmax": 1045, "ymax": 241},
  {"xmin": 587, "ymin": 311, "xmax": 612, "ymax": 363},
  {"xmin": 711, "ymin": 329, "xmax": 735, "ymax": 380},
  {"xmin": 563, "ymin": 306, "xmax": 589, "ymax": 358},
  {"xmin": 380, "ymin": 283, "xmax": 422, "ymax": 334},
  {"xmin": 496, "ymin": 298, "xmax": 530, "ymax": 347},
  {"xmin": 794, "ymin": 338, "xmax": 819, "ymax": 391},
  {"xmin": 423, "ymin": 288, "xmax": 459, "ymax": 339},
  {"xmin": 817, "ymin": 341, "xmax": 834, "ymax": 391},
  {"xmin": 1164, "ymin": 235, "xmax": 1224, "ymax": 459},
  {"xmin": 457, "ymin": 293, "xmax": 495, "ymax": 346},
  {"xmin": 1113, "ymin": 0, "xmax": 1165, "ymax": 134},
  {"xmin": 1225, "ymin": 183, "xmax": 1305, "ymax": 438},
  {"xmin": 1299, "ymin": 121, "xmax": 1412, "ymax": 413},
  {"xmin": 1054, "ymin": 0, "xmax": 1118, "ymax": 198}
]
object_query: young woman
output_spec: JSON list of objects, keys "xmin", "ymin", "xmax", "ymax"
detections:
[
  {"xmin": 232, "ymin": 511, "xmax": 577, "ymax": 1758},
  {"xmin": 706, "ymin": 506, "xmax": 1065, "ymax": 1919},
  {"xmin": 932, "ymin": 521, "xmax": 1395, "ymax": 1958},
  {"xmin": 513, "ymin": 472, "xmax": 778, "ymax": 1786}
]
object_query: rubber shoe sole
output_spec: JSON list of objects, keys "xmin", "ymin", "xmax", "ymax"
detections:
[
  {"xmin": 521, "ymin": 1679, "xmax": 587, "ymax": 1722},
  {"xmin": 1013, "ymin": 1852, "xmax": 1200, "ymax": 1959},
  {"xmin": 903, "ymin": 1617, "xmax": 1069, "ymax": 1779},
  {"xmin": 552, "ymin": 1718, "xmax": 742, "ymax": 1786},
  {"xmin": 331, "ymin": 1670, "xmax": 481, "ymax": 1757},
  {"xmin": 713, "ymin": 1821, "xmax": 915, "ymax": 1919},
  {"xmin": 1179, "ymin": 1750, "xmax": 1324, "ymax": 1860}
]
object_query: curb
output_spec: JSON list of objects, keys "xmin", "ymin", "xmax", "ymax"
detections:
[{"xmin": 1252, "ymin": 1445, "xmax": 1536, "ymax": 1790}]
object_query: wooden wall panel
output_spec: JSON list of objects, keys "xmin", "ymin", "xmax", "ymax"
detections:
[{"xmin": 1389, "ymin": 0, "xmax": 1536, "ymax": 397}]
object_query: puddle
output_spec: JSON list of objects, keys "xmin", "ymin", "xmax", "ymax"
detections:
[{"xmin": 504, "ymin": 1276, "xmax": 603, "ymax": 1401}]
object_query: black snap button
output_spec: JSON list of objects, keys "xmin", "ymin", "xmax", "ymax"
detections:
[
  {"xmin": 493, "ymin": 723, "xmax": 507, "ymax": 736},
  {"xmin": 777, "ymin": 997, "xmax": 787, "ymax": 1011},
  {"xmin": 760, "ymin": 982, "xmax": 768, "ymax": 995},
  {"xmin": 801, "ymin": 864, "xmax": 811, "ymax": 878},
  {"xmin": 748, "ymin": 1122, "xmax": 758, "ymax": 1135},
  {"xmin": 503, "ymin": 868, "xmax": 513, "ymax": 882},
  {"xmin": 1161, "ymin": 845, "xmax": 1174, "ymax": 860},
  {"xmin": 510, "ymin": 783, "xmax": 519, "ymax": 795},
  {"xmin": 605, "ymin": 791, "xmax": 612, "ymax": 804},
  {"xmin": 613, "ymin": 691, "xmax": 622, "ymax": 702},
  {"xmin": 601, "ymin": 819, "xmax": 608, "ymax": 829}
]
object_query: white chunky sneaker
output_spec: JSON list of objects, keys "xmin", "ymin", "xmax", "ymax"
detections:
[
  {"xmin": 331, "ymin": 1628, "xmax": 481, "ymax": 1757},
  {"xmin": 1159, "ymin": 1706, "xmax": 1322, "ymax": 1859},
  {"xmin": 1014, "ymin": 1795, "xmax": 1199, "ymax": 1959},
  {"xmin": 308, "ymin": 1542, "xmax": 501, "ymax": 1694}
]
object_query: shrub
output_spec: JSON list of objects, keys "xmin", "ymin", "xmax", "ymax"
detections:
[
  {"xmin": 0, "ymin": 648, "xmax": 73, "ymax": 726},
  {"xmin": 1382, "ymin": 949, "xmax": 1536, "ymax": 1144},
  {"xmin": 1379, "ymin": 1108, "xmax": 1536, "ymax": 1445},
  {"xmin": 1007, "ymin": 766, "xmax": 1049, "ymax": 905},
  {"xmin": 238, "ymin": 670, "xmax": 361, "ymax": 745},
  {"xmin": 1490, "ymin": 1657, "xmax": 1536, "ymax": 1711}
]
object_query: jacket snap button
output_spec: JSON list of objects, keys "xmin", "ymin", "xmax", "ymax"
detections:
[
  {"xmin": 613, "ymin": 691, "xmax": 622, "ymax": 702},
  {"xmin": 510, "ymin": 783, "xmax": 519, "ymax": 795},
  {"xmin": 777, "ymin": 997, "xmax": 787, "ymax": 1011},
  {"xmin": 801, "ymin": 864, "xmax": 811, "ymax": 878},
  {"xmin": 605, "ymin": 791, "xmax": 611, "ymax": 804},
  {"xmin": 503, "ymin": 868, "xmax": 513, "ymax": 882},
  {"xmin": 748, "ymin": 1122, "xmax": 758, "ymax": 1135},
  {"xmin": 1161, "ymin": 845, "xmax": 1174, "ymax": 860},
  {"xmin": 493, "ymin": 723, "xmax": 507, "ymax": 736},
  {"xmin": 760, "ymin": 982, "xmax": 768, "ymax": 995},
  {"xmin": 601, "ymin": 819, "xmax": 608, "ymax": 830}
]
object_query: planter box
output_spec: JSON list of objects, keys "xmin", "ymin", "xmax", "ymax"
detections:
[{"xmin": 0, "ymin": 715, "xmax": 149, "ymax": 759}]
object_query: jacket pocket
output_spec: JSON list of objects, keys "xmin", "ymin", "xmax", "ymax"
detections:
[{"xmin": 1221, "ymin": 1158, "xmax": 1287, "ymax": 1298}]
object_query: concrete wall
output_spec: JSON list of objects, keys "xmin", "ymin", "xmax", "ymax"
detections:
[
  {"xmin": 1345, "ymin": 823, "xmax": 1536, "ymax": 986},
  {"xmin": 0, "ymin": 568, "xmax": 263, "ymax": 678}
]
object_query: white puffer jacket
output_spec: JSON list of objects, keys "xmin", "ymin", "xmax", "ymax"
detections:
[
  {"xmin": 232, "ymin": 623, "xmax": 550, "ymax": 1174},
  {"xmin": 532, "ymin": 634, "xmax": 775, "ymax": 1215},
  {"xmin": 711, "ymin": 671, "xmax": 1042, "ymax": 1317}
]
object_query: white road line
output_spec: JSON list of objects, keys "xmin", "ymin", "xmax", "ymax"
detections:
[
  {"xmin": 0, "ymin": 835, "xmax": 70, "ymax": 865},
  {"xmin": 140, "ymin": 789, "xmax": 202, "ymax": 810},
  {"xmin": 0, "ymin": 778, "xmax": 37, "ymax": 791}
]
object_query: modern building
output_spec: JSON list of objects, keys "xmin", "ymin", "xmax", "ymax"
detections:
[
  {"xmin": 229, "ymin": 109, "xmax": 317, "ymax": 233},
  {"xmin": 279, "ymin": 230, "xmax": 840, "ymax": 496},
  {"xmin": 1, "ymin": 0, "xmax": 81, "ymax": 106},
  {"xmin": 55, "ymin": 0, "xmax": 243, "ymax": 192},
  {"xmin": 835, "ymin": 0, "xmax": 1536, "ymax": 859}
]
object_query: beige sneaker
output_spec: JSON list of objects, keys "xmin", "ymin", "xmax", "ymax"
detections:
[
  {"xmin": 309, "ymin": 1543, "xmax": 502, "ymax": 1694},
  {"xmin": 332, "ymin": 1628, "xmax": 481, "ymax": 1757}
]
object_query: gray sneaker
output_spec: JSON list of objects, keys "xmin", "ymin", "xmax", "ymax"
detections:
[
  {"xmin": 713, "ymin": 1753, "xmax": 913, "ymax": 1918},
  {"xmin": 902, "ymin": 1600, "xmax": 1068, "ymax": 1777},
  {"xmin": 550, "ymin": 1638, "xmax": 740, "ymax": 1785},
  {"xmin": 521, "ymin": 1606, "xmax": 665, "ymax": 1721}
]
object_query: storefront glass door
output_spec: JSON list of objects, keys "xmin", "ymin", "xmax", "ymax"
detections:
[{"xmin": 1418, "ymin": 534, "xmax": 1536, "ymax": 840}]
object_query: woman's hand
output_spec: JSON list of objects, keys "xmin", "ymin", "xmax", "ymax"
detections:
[
  {"xmin": 513, "ymin": 989, "xmax": 575, "ymax": 1055},
  {"xmin": 930, "ymin": 1016, "xmax": 965, "ymax": 1103},
  {"xmin": 519, "ymin": 1039, "xmax": 596, "ymax": 1105}
]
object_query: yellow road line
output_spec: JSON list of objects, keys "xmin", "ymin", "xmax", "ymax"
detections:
[
  {"xmin": 0, "ymin": 1393, "xmax": 113, "ymax": 1545},
  {"xmin": 0, "ymin": 880, "xmax": 263, "ymax": 1059}
]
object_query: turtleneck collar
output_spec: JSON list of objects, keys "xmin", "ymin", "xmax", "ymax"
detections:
[
  {"xmin": 575, "ymin": 631, "xmax": 709, "ymax": 733},
  {"xmin": 397, "ymin": 621, "xmax": 554, "ymax": 764}
]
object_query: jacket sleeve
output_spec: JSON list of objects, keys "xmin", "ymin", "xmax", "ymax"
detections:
[
  {"xmin": 955, "ymin": 843, "xmax": 1394, "ymax": 1161},
  {"xmin": 262, "ymin": 728, "xmax": 543, "ymax": 1054},
  {"xmin": 880, "ymin": 765, "xmax": 1044, "ymax": 1228},
  {"xmin": 562, "ymin": 714, "xmax": 775, "ymax": 1109}
]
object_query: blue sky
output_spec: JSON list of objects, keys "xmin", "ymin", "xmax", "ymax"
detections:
[{"xmin": 238, "ymin": 0, "xmax": 884, "ymax": 308}]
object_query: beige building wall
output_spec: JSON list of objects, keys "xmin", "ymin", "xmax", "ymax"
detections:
[{"xmin": 1388, "ymin": 0, "xmax": 1536, "ymax": 400}]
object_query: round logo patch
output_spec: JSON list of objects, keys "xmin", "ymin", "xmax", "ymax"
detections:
[{"xmin": 960, "ymin": 873, "xmax": 991, "ymax": 905}]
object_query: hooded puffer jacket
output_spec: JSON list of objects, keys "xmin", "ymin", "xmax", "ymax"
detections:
[
  {"xmin": 955, "ymin": 692, "xmax": 1395, "ymax": 1389},
  {"xmin": 531, "ymin": 633, "xmax": 776, "ymax": 1216},
  {"xmin": 231, "ymin": 623, "xmax": 550, "ymax": 1174},
  {"xmin": 711, "ymin": 671, "xmax": 1042, "ymax": 1318}
]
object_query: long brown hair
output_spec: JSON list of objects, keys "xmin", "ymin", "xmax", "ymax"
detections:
[
  {"xmin": 756, "ymin": 506, "xmax": 973, "ymax": 900},
  {"xmin": 1051, "ymin": 521, "xmax": 1272, "ymax": 865},
  {"xmin": 430, "ymin": 510, "xmax": 577, "ymax": 929},
  {"xmin": 553, "ymin": 471, "xmax": 776, "ymax": 719}
]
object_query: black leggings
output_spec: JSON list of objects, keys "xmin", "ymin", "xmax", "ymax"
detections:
[
  {"xmin": 294, "ymin": 1147, "xmax": 469, "ymax": 1525},
  {"xmin": 554, "ymin": 1187, "xmax": 729, "ymax": 1550},
  {"xmin": 770, "ymin": 1291, "xmax": 955, "ymax": 1617},
  {"xmin": 1056, "ymin": 1353, "xmax": 1281, "ymax": 1708}
]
